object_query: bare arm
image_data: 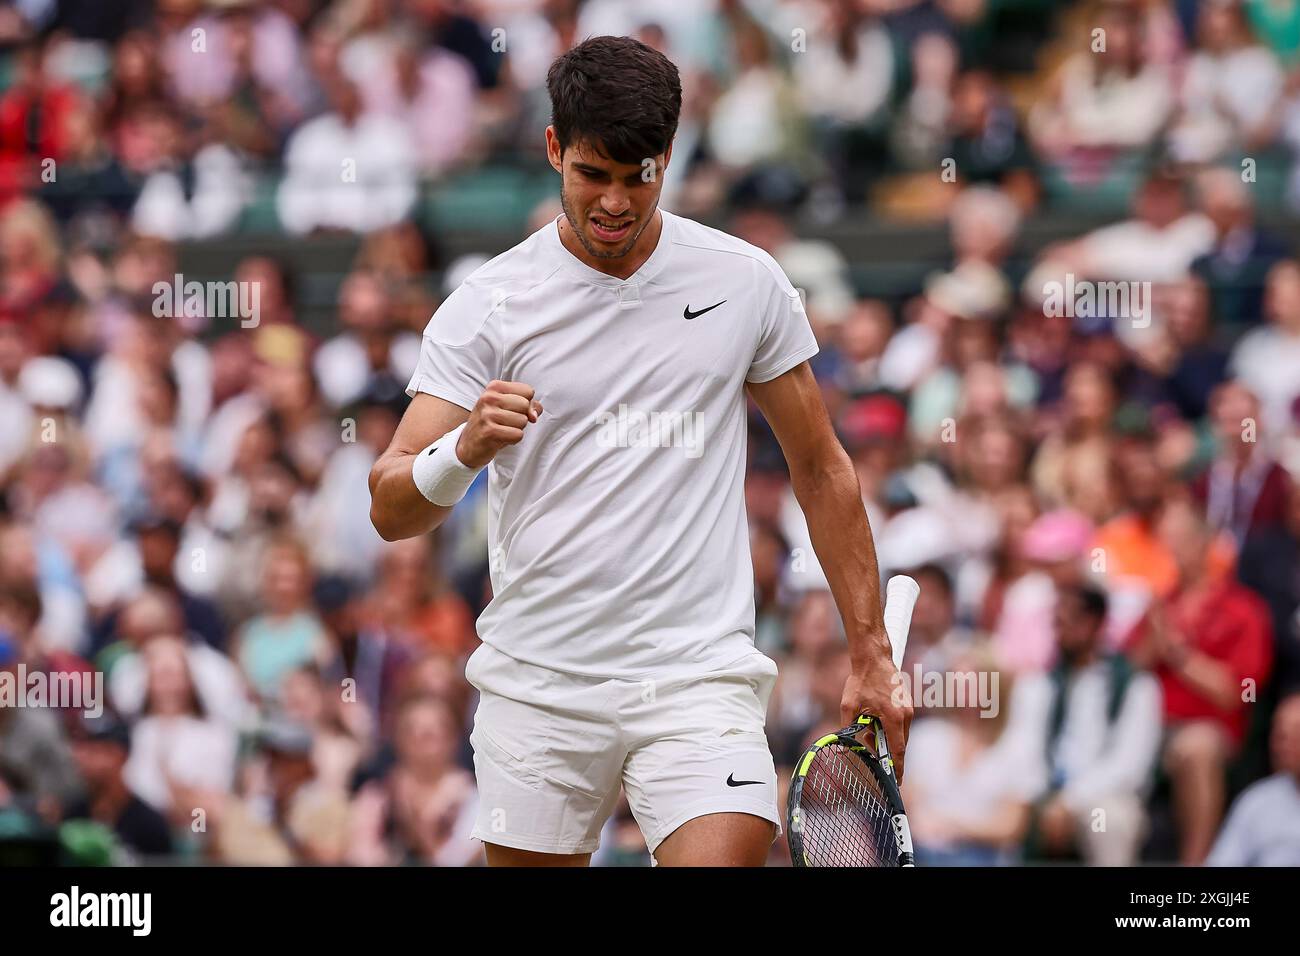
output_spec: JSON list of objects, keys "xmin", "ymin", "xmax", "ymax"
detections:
[
  {"xmin": 367, "ymin": 383, "xmax": 542, "ymax": 541},
  {"xmin": 747, "ymin": 362, "xmax": 913, "ymax": 778},
  {"xmin": 1172, "ymin": 652, "xmax": 1239, "ymax": 712},
  {"xmin": 1138, "ymin": 603, "xmax": 1241, "ymax": 711},
  {"xmin": 368, "ymin": 393, "xmax": 470, "ymax": 542}
]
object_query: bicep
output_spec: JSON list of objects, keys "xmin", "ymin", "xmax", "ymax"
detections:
[{"xmin": 745, "ymin": 362, "xmax": 841, "ymax": 472}]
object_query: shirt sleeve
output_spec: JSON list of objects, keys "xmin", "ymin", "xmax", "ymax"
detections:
[
  {"xmin": 406, "ymin": 280, "xmax": 502, "ymax": 411},
  {"xmin": 746, "ymin": 256, "xmax": 819, "ymax": 384}
]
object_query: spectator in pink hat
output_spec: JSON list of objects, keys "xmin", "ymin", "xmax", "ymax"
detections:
[{"xmin": 991, "ymin": 508, "xmax": 1094, "ymax": 674}]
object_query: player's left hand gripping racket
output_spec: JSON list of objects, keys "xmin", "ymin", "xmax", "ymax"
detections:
[{"xmin": 787, "ymin": 574, "xmax": 920, "ymax": 867}]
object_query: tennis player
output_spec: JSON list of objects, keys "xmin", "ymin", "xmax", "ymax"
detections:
[{"xmin": 369, "ymin": 35, "xmax": 911, "ymax": 866}]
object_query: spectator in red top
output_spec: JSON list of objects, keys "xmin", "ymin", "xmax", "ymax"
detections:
[
  {"xmin": 0, "ymin": 44, "xmax": 84, "ymax": 199},
  {"xmin": 1127, "ymin": 496, "xmax": 1274, "ymax": 863}
]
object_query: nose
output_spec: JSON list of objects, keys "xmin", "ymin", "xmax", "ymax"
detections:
[{"xmin": 600, "ymin": 189, "xmax": 630, "ymax": 218}]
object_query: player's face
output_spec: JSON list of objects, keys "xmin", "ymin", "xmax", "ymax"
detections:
[{"xmin": 547, "ymin": 128, "xmax": 670, "ymax": 261}]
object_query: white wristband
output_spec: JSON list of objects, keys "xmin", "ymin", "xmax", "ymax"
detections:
[{"xmin": 411, "ymin": 422, "xmax": 482, "ymax": 507}]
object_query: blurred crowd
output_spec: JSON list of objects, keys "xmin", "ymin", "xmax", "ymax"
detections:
[{"xmin": 2, "ymin": 0, "xmax": 1300, "ymax": 866}]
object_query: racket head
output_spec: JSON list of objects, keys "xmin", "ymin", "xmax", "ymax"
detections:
[{"xmin": 787, "ymin": 717, "xmax": 915, "ymax": 868}]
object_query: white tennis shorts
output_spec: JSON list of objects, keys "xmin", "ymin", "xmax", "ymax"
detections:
[{"xmin": 465, "ymin": 641, "xmax": 782, "ymax": 856}]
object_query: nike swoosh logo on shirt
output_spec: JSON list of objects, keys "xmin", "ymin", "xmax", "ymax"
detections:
[
  {"xmin": 684, "ymin": 300, "xmax": 726, "ymax": 320},
  {"xmin": 726, "ymin": 773, "xmax": 763, "ymax": 787}
]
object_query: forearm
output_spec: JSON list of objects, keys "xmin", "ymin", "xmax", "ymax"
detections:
[
  {"xmin": 1175, "ymin": 652, "xmax": 1239, "ymax": 712},
  {"xmin": 368, "ymin": 450, "xmax": 454, "ymax": 541},
  {"xmin": 790, "ymin": 447, "xmax": 888, "ymax": 668}
]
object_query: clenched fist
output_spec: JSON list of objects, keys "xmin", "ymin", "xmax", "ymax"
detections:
[{"xmin": 456, "ymin": 380, "xmax": 543, "ymax": 469}]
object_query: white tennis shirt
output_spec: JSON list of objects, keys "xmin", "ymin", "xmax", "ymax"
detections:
[{"xmin": 407, "ymin": 210, "xmax": 819, "ymax": 679}]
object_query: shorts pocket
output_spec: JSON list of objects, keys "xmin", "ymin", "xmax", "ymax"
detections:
[
  {"xmin": 708, "ymin": 728, "xmax": 772, "ymax": 758},
  {"xmin": 472, "ymin": 726, "xmax": 545, "ymax": 792},
  {"xmin": 717, "ymin": 727, "xmax": 768, "ymax": 740},
  {"xmin": 473, "ymin": 725, "xmax": 612, "ymax": 799}
]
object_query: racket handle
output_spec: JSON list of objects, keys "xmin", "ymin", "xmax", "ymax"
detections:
[{"xmin": 882, "ymin": 575, "xmax": 920, "ymax": 671}]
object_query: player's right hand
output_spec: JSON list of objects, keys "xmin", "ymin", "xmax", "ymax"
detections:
[{"xmin": 456, "ymin": 380, "xmax": 542, "ymax": 469}]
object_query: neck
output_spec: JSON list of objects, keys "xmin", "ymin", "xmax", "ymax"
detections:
[
  {"xmin": 407, "ymin": 762, "xmax": 445, "ymax": 784},
  {"xmin": 1224, "ymin": 439, "xmax": 1256, "ymax": 465},
  {"xmin": 1181, "ymin": 568, "xmax": 1209, "ymax": 595},
  {"xmin": 1063, "ymin": 645, "xmax": 1101, "ymax": 670},
  {"xmin": 558, "ymin": 209, "xmax": 663, "ymax": 281}
]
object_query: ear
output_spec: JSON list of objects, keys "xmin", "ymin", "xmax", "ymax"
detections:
[{"xmin": 545, "ymin": 126, "xmax": 564, "ymax": 174}]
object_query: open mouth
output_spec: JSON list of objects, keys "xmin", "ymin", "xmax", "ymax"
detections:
[{"xmin": 590, "ymin": 216, "xmax": 633, "ymax": 242}]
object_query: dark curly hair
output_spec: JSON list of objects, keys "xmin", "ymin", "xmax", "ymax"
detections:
[{"xmin": 546, "ymin": 35, "xmax": 682, "ymax": 164}]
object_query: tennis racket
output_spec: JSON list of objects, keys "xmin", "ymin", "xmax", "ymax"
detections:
[{"xmin": 787, "ymin": 574, "xmax": 920, "ymax": 867}]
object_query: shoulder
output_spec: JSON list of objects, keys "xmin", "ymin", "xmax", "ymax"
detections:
[
  {"xmin": 1230, "ymin": 326, "xmax": 1274, "ymax": 361},
  {"xmin": 1239, "ymin": 45, "xmax": 1283, "ymax": 72},
  {"xmin": 425, "ymin": 45, "xmax": 476, "ymax": 83},
  {"xmin": 128, "ymin": 715, "xmax": 161, "ymax": 743},
  {"xmin": 1080, "ymin": 219, "xmax": 1136, "ymax": 248},
  {"xmin": 1007, "ymin": 671, "xmax": 1055, "ymax": 723},
  {"xmin": 1232, "ymin": 774, "xmax": 1296, "ymax": 814},
  {"xmin": 1223, "ymin": 581, "xmax": 1271, "ymax": 621},
  {"xmin": 359, "ymin": 112, "xmax": 415, "ymax": 147},
  {"xmin": 286, "ymin": 113, "xmax": 339, "ymax": 149},
  {"xmin": 1012, "ymin": 670, "xmax": 1054, "ymax": 703},
  {"xmin": 1125, "ymin": 666, "xmax": 1159, "ymax": 692},
  {"xmin": 186, "ymin": 715, "xmax": 235, "ymax": 745},
  {"xmin": 665, "ymin": 213, "xmax": 796, "ymax": 294},
  {"xmin": 461, "ymin": 227, "xmax": 558, "ymax": 291},
  {"xmin": 1162, "ymin": 214, "xmax": 1216, "ymax": 252},
  {"xmin": 423, "ymin": 228, "xmax": 562, "ymax": 345},
  {"xmin": 1121, "ymin": 668, "xmax": 1160, "ymax": 707}
]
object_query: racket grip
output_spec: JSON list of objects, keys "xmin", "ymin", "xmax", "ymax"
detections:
[{"xmin": 882, "ymin": 575, "xmax": 920, "ymax": 671}]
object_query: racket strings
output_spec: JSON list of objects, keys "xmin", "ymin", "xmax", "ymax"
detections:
[{"xmin": 798, "ymin": 743, "xmax": 897, "ymax": 866}]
